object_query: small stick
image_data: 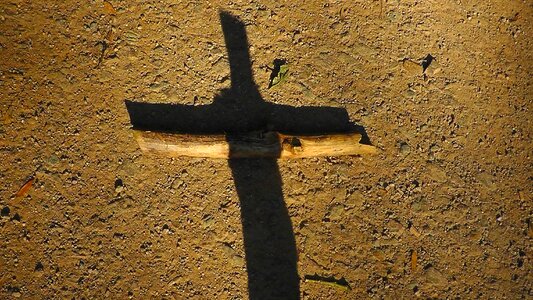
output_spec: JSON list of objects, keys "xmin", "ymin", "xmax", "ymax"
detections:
[{"xmin": 133, "ymin": 130, "xmax": 377, "ymax": 159}]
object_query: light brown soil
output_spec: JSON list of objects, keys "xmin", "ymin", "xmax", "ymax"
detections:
[{"xmin": 1, "ymin": 0, "xmax": 531, "ymax": 299}]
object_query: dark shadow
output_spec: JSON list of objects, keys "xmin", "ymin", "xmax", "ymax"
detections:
[
  {"xmin": 125, "ymin": 11, "xmax": 369, "ymax": 299},
  {"xmin": 267, "ymin": 58, "xmax": 287, "ymax": 89},
  {"xmin": 421, "ymin": 54, "xmax": 435, "ymax": 73}
]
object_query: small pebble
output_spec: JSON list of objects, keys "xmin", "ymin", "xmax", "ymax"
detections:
[
  {"xmin": 114, "ymin": 179, "xmax": 124, "ymax": 193},
  {"xmin": 429, "ymin": 144, "xmax": 441, "ymax": 153},
  {"xmin": 172, "ymin": 179, "xmax": 184, "ymax": 190},
  {"xmin": 399, "ymin": 142, "xmax": 410, "ymax": 154}
]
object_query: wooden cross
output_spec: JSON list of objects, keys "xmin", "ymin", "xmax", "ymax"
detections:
[{"xmin": 126, "ymin": 11, "xmax": 375, "ymax": 299}]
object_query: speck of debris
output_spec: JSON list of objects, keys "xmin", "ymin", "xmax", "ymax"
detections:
[
  {"xmin": 422, "ymin": 54, "xmax": 435, "ymax": 73},
  {"xmin": 1, "ymin": 206, "xmax": 10, "ymax": 217},
  {"xmin": 35, "ymin": 261, "xmax": 44, "ymax": 271},
  {"xmin": 11, "ymin": 213, "xmax": 21, "ymax": 222}
]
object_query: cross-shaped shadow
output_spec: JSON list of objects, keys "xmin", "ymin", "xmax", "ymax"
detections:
[{"xmin": 126, "ymin": 11, "xmax": 368, "ymax": 299}]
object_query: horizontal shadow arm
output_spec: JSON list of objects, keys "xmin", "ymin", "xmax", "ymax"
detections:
[{"xmin": 125, "ymin": 100, "xmax": 366, "ymax": 136}]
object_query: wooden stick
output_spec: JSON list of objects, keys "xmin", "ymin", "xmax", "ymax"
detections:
[{"xmin": 133, "ymin": 130, "xmax": 377, "ymax": 159}]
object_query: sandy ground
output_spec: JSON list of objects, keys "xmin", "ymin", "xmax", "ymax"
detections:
[{"xmin": 1, "ymin": 0, "xmax": 532, "ymax": 299}]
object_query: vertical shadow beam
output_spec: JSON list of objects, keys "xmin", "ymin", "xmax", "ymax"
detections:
[
  {"xmin": 228, "ymin": 159, "xmax": 299, "ymax": 299},
  {"xmin": 220, "ymin": 12, "xmax": 300, "ymax": 299}
]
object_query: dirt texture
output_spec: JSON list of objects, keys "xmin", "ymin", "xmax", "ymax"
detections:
[{"xmin": 1, "ymin": 0, "xmax": 532, "ymax": 299}]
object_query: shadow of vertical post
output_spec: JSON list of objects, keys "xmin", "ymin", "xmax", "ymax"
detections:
[
  {"xmin": 228, "ymin": 159, "xmax": 299, "ymax": 299},
  {"xmin": 219, "ymin": 12, "xmax": 300, "ymax": 299}
]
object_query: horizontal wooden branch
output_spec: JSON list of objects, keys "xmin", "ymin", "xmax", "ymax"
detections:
[{"xmin": 133, "ymin": 130, "xmax": 377, "ymax": 159}]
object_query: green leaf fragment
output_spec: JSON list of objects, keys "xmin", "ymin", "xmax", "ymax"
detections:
[{"xmin": 269, "ymin": 64, "xmax": 289, "ymax": 88}]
